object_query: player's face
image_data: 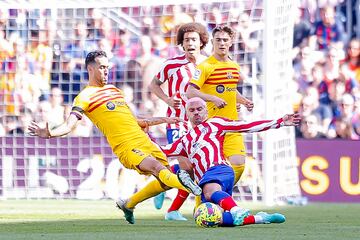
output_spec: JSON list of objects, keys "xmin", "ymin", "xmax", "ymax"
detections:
[
  {"xmin": 183, "ymin": 32, "xmax": 202, "ymax": 56},
  {"xmin": 186, "ymin": 101, "xmax": 208, "ymax": 126},
  {"xmin": 212, "ymin": 31, "xmax": 232, "ymax": 58},
  {"xmin": 92, "ymin": 56, "xmax": 109, "ymax": 86}
]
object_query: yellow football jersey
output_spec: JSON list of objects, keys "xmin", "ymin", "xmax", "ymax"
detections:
[
  {"xmin": 190, "ymin": 55, "xmax": 240, "ymax": 120},
  {"xmin": 72, "ymin": 84, "xmax": 151, "ymax": 152}
]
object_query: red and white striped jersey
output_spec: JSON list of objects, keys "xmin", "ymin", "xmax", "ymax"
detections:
[
  {"xmin": 156, "ymin": 54, "xmax": 196, "ymax": 130},
  {"xmin": 161, "ymin": 116, "xmax": 284, "ymax": 182}
]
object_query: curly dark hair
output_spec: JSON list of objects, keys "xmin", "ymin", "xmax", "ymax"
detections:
[
  {"xmin": 85, "ymin": 50, "xmax": 107, "ymax": 68},
  {"xmin": 212, "ymin": 25, "xmax": 235, "ymax": 39},
  {"xmin": 176, "ymin": 22, "xmax": 209, "ymax": 50}
]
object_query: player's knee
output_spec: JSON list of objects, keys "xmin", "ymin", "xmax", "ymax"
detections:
[
  {"xmin": 229, "ymin": 155, "xmax": 246, "ymax": 165},
  {"xmin": 203, "ymin": 191, "xmax": 213, "ymax": 201},
  {"xmin": 138, "ymin": 157, "xmax": 164, "ymax": 175}
]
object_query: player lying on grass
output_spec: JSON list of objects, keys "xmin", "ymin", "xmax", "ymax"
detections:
[
  {"xmin": 118, "ymin": 97, "xmax": 300, "ymax": 225},
  {"xmin": 28, "ymin": 50, "xmax": 201, "ymax": 218},
  {"xmin": 159, "ymin": 97, "xmax": 300, "ymax": 225}
]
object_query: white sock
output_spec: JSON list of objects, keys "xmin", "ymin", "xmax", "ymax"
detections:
[{"xmin": 254, "ymin": 215, "xmax": 265, "ymax": 224}]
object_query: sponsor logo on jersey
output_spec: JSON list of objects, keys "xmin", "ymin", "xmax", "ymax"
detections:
[
  {"xmin": 106, "ymin": 101, "xmax": 116, "ymax": 110},
  {"xmin": 226, "ymin": 87, "xmax": 237, "ymax": 91},
  {"xmin": 131, "ymin": 149, "xmax": 145, "ymax": 156},
  {"xmin": 193, "ymin": 69, "xmax": 201, "ymax": 80},
  {"xmin": 216, "ymin": 85, "xmax": 225, "ymax": 93}
]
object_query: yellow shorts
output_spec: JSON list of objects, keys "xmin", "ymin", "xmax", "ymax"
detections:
[
  {"xmin": 223, "ymin": 132, "xmax": 246, "ymax": 158},
  {"xmin": 114, "ymin": 141, "xmax": 169, "ymax": 175}
]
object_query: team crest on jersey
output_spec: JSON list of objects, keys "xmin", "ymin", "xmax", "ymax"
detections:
[
  {"xmin": 193, "ymin": 69, "xmax": 201, "ymax": 80},
  {"xmin": 216, "ymin": 85, "xmax": 225, "ymax": 93},
  {"xmin": 227, "ymin": 72, "xmax": 233, "ymax": 79},
  {"xmin": 106, "ymin": 101, "xmax": 116, "ymax": 110}
]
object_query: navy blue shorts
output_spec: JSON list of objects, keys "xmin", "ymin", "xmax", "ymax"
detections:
[{"xmin": 198, "ymin": 165, "xmax": 235, "ymax": 202}]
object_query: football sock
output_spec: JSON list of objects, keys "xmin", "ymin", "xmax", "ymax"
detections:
[
  {"xmin": 167, "ymin": 164, "xmax": 189, "ymax": 212},
  {"xmin": 221, "ymin": 212, "xmax": 234, "ymax": 227},
  {"xmin": 127, "ymin": 179, "xmax": 166, "ymax": 209},
  {"xmin": 243, "ymin": 215, "xmax": 256, "ymax": 225},
  {"xmin": 194, "ymin": 195, "xmax": 202, "ymax": 209},
  {"xmin": 158, "ymin": 168, "xmax": 188, "ymax": 192},
  {"xmin": 168, "ymin": 189, "xmax": 189, "ymax": 212},
  {"xmin": 170, "ymin": 164, "xmax": 180, "ymax": 174},
  {"xmin": 221, "ymin": 212, "xmax": 256, "ymax": 226},
  {"xmin": 232, "ymin": 164, "xmax": 245, "ymax": 184},
  {"xmin": 210, "ymin": 191, "xmax": 237, "ymax": 211}
]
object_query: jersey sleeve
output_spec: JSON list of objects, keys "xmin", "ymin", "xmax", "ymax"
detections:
[
  {"xmin": 72, "ymin": 90, "xmax": 90, "ymax": 114},
  {"xmin": 160, "ymin": 137, "xmax": 187, "ymax": 157},
  {"xmin": 189, "ymin": 63, "xmax": 209, "ymax": 89},
  {"xmin": 155, "ymin": 60, "xmax": 170, "ymax": 83},
  {"xmin": 211, "ymin": 117, "xmax": 284, "ymax": 134}
]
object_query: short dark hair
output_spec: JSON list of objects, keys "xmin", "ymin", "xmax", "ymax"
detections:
[
  {"xmin": 212, "ymin": 25, "xmax": 235, "ymax": 39},
  {"xmin": 176, "ymin": 22, "xmax": 209, "ymax": 50},
  {"xmin": 85, "ymin": 50, "xmax": 107, "ymax": 68}
]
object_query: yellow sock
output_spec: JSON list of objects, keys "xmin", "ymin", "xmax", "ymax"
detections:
[
  {"xmin": 158, "ymin": 168, "xmax": 188, "ymax": 192},
  {"xmin": 194, "ymin": 195, "xmax": 202, "ymax": 209},
  {"xmin": 127, "ymin": 179, "xmax": 166, "ymax": 209},
  {"xmin": 232, "ymin": 164, "xmax": 245, "ymax": 185}
]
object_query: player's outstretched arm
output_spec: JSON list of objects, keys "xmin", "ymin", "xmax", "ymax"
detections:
[
  {"xmin": 28, "ymin": 113, "xmax": 80, "ymax": 139},
  {"xmin": 282, "ymin": 113, "xmax": 301, "ymax": 126},
  {"xmin": 137, "ymin": 117, "xmax": 183, "ymax": 129}
]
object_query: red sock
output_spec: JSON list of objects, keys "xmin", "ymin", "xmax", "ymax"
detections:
[
  {"xmin": 219, "ymin": 197, "xmax": 237, "ymax": 211},
  {"xmin": 168, "ymin": 189, "xmax": 189, "ymax": 212},
  {"xmin": 243, "ymin": 215, "xmax": 255, "ymax": 225}
]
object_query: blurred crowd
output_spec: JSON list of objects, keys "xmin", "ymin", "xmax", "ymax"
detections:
[
  {"xmin": 292, "ymin": 1, "xmax": 360, "ymax": 140},
  {"xmin": 0, "ymin": 1, "xmax": 359, "ymax": 140}
]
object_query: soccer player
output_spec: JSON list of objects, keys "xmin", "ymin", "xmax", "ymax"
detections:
[
  {"xmin": 186, "ymin": 25, "xmax": 254, "ymax": 194},
  {"xmin": 161, "ymin": 97, "xmax": 300, "ymax": 226},
  {"xmin": 28, "ymin": 50, "xmax": 201, "ymax": 224},
  {"xmin": 148, "ymin": 22, "xmax": 209, "ymax": 221}
]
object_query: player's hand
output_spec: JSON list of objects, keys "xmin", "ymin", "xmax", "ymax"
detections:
[
  {"xmin": 165, "ymin": 117, "xmax": 183, "ymax": 124},
  {"xmin": 166, "ymin": 92, "xmax": 182, "ymax": 109},
  {"xmin": 243, "ymin": 99, "xmax": 254, "ymax": 112},
  {"xmin": 236, "ymin": 103, "xmax": 241, "ymax": 112},
  {"xmin": 282, "ymin": 113, "xmax": 301, "ymax": 126},
  {"xmin": 211, "ymin": 96, "xmax": 227, "ymax": 109},
  {"xmin": 28, "ymin": 121, "xmax": 51, "ymax": 139}
]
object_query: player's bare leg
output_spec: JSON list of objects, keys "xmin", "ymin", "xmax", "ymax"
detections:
[
  {"xmin": 117, "ymin": 156, "xmax": 200, "ymax": 224},
  {"xmin": 228, "ymin": 154, "xmax": 246, "ymax": 184}
]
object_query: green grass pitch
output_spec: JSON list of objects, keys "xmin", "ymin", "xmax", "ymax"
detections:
[{"xmin": 1, "ymin": 199, "xmax": 359, "ymax": 240}]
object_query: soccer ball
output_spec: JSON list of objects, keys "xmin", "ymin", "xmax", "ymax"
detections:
[{"xmin": 194, "ymin": 202, "xmax": 222, "ymax": 228}]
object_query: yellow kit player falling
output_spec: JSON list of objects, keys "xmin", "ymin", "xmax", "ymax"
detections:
[{"xmin": 28, "ymin": 50, "xmax": 201, "ymax": 224}]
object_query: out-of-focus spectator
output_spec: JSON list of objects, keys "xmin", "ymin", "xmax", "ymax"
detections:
[
  {"xmin": 64, "ymin": 22, "xmax": 97, "ymax": 71},
  {"xmin": 27, "ymin": 29, "xmax": 53, "ymax": 97},
  {"xmin": 160, "ymin": 5, "xmax": 193, "ymax": 42},
  {"xmin": 51, "ymin": 56, "xmax": 82, "ymax": 104},
  {"xmin": 309, "ymin": 6, "xmax": 347, "ymax": 51},
  {"xmin": 323, "ymin": 46, "xmax": 344, "ymax": 82},
  {"xmin": 293, "ymin": 6, "xmax": 312, "ymax": 49},
  {"xmin": 327, "ymin": 93, "xmax": 358, "ymax": 139},
  {"xmin": 297, "ymin": 114, "xmax": 327, "ymax": 138},
  {"xmin": 47, "ymin": 87, "xmax": 66, "ymax": 127},
  {"xmin": 3, "ymin": 114, "xmax": 23, "ymax": 135},
  {"xmin": 298, "ymin": 95, "xmax": 333, "ymax": 134},
  {"xmin": 235, "ymin": 12, "xmax": 263, "ymax": 64},
  {"xmin": 343, "ymin": 38, "xmax": 360, "ymax": 84},
  {"xmin": 115, "ymin": 28, "xmax": 140, "ymax": 61},
  {"xmin": 95, "ymin": 17, "xmax": 117, "ymax": 48}
]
